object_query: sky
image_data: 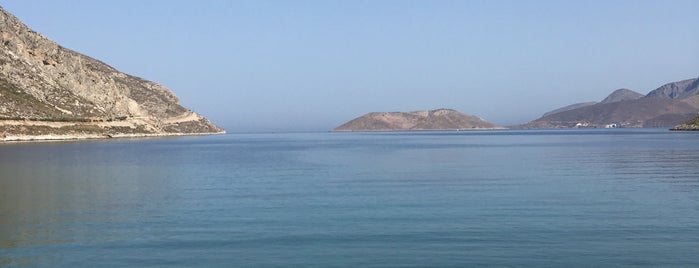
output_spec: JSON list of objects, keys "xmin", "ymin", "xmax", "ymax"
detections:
[{"xmin": 3, "ymin": 1, "xmax": 699, "ymax": 132}]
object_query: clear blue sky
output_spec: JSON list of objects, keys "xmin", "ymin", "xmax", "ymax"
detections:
[{"xmin": 3, "ymin": 1, "xmax": 698, "ymax": 132}]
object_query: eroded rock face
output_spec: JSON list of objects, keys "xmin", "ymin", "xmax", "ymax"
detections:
[
  {"xmin": 333, "ymin": 108, "xmax": 502, "ymax": 131},
  {"xmin": 0, "ymin": 6, "xmax": 224, "ymax": 140},
  {"xmin": 646, "ymin": 78, "xmax": 699, "ymax": 100}
]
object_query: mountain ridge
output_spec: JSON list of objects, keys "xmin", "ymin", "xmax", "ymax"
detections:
[
  {"xmin": 599, "ymin": 88, "xmax": 644, "ymax": 104},
  {"xmin": 520, "ymin": 76, "xmax": 699, "ymax": 128},
  {"xmin": 542, "ymin": 102, "xmax": 597, "ymax": 117},
  {"xmin": 0, "ymin": 6, "xmax": 224, "ymax": 141},
  {"xmin": 646, "ymin": 78, "xmax": 699, "ymax": 99}
]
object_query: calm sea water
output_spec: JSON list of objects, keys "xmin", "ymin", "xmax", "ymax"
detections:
[{"xmin": 1, "ymin": 129, "xmax": 699, "ymax": 267}]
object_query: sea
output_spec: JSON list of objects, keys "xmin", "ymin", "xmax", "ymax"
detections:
[{"xmin": 1, "ymin": 129, "xmax": 698, "ymax": 267}]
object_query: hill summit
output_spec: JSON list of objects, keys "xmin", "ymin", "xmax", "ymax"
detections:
[
  {"xmin": 599, "ymin": 88, "xmax": 644, "ymax": 104},
  {"xmin": 333, "ymin": 109, "xmax": 502, "ymax": 131},
  {"xmin": 0, "ymin": 6, "xmax": 223, "ymax": 141}
]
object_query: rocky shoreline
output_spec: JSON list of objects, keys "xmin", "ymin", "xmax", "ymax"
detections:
[
  {"xmin": 670, "ymin": 116, "xmax": 699, "ymax": 131},
  {"xmin": 1, "ymin": 130, "xmax": 225, "ymax": 143}
]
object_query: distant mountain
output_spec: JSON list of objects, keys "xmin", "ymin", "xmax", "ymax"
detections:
[
  {"xmin": 0, "ymin": 6, "xmax": 223, "ymax": 141},
  {"xmin": 542, "ymin": 102, "xmax": 597, "ymax": 117},
  {"xmin": 520, "ymin": 76, "xmax": 699, "ymax": 128},
  {"xmin": 539, "ymin": 89, "xmax": 644, "ymax": 118},
  {"xmin": 646, "ymin": 78, "xmax": 699, "ymax": 99},
  {"xmin": 599, "ymin": 88, "xmax": 644, "ymax": 104},
  {"xmin": 333, "ymin": 109, "xmax": 502, "ymax": 131}
]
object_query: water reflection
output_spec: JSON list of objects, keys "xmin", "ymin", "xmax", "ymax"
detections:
[
  {"xmin": 1, "ymin": 131, "xmax": 699, "ymax": 266},
  {"xmin": 0, "ymin": 140, "xmax": 182, "ymax": 266}
]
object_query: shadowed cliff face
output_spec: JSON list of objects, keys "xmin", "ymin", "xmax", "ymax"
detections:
[
  {"xmin": 646, "ymin": 78, "xmax": 699, "ymax": 99},
  {"xmin": 0, "ymin": 6, "xmax": 223, "ymax": 140},
  {"xmin": 333, "ymin": 109, "xmax": 502, "ymax": 131}
]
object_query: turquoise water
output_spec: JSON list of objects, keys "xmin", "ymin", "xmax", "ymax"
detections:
[{"xmin": 1, "ymin": 129, "xmax": 699, "ymax": 267}]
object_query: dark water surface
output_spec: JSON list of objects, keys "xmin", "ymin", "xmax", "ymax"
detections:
[{"xmin": 1, "ymin": 129, "xmax": 699, "ymax": 267}]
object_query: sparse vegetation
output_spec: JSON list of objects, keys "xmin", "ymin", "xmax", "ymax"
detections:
[
  {"xmin": 682, "ymin": 116, "xmax": 699, "ymax": 126},
  {"xmin": 671, "ymin": 115, "xmax": 699, "ymax": 130},
  {"xmin": 0, "ymin": 116, "xmax": 95, "ymax": 122},
  {"xmin": 0, "ymin": 124, "xmax": 102, "ymax": 136},
  {"xmin": 0, "ymin": 78, "xmax": 62, "ymax": 118},
  {"xmin": 0, "ymin": 7, "xmax": 222, "ymax": 141},
  {"xmin": 161, "ymin": 119, "xmax": 221, "ymax": 133}
]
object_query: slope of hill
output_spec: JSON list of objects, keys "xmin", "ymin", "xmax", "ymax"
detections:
[
  {"xmin": 542, "ymin": 102, "xmax": 597, "ymax": 117},
  {"xmin": 0, "ymin": 6, "xmax": 223, "ymax": 141},
  {"xmin": 671, "ymin": 115, "xmax": 699, "ymax": 130},
  {"xmin": 521, "ymin": 77, "xmax": 699, "ymax": 128},
  {"xmin": 333, "ymin": 109, "xmax": 502, "ymax": 131},
  {"xmin": 599, "ymin": 88, "xmax": 644, "ymax": 104},
  {"xmin": 646, "ymin": 78, "xmax": 699, "ymax": 99}
]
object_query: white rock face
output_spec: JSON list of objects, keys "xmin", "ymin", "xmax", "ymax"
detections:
[{"xmin": 0, "ymin": 6, "xmax": 224, "ymax": 139}]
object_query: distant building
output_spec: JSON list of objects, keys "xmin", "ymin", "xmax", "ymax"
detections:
[{"xmin": 574, "ymin": 122, "xmax": 591, "ymax": 128}]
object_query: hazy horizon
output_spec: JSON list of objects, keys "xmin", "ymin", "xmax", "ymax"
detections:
[{"xmin": 4, "ymin": 1, "xmax": 698, "ymax": 132}]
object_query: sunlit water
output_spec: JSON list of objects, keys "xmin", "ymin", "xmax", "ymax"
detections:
[{"xmin": 1, "ymin": 129, "xmax": 699, "ymax": 267}]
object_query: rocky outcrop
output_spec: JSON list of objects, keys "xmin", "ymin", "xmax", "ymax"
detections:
[
  {"xmin": 333, "ymin": 108, "xmax": 502, "ymax": 131},
  {"xmin": 671, "ymin": 116, "xmax": 699, "ymax": 130},
  {"xmin": 520, "ymin": 77, "xmax": 699, "ymax": 129},
  {"xmin": 0, "ymin": 6, "xmax": 223, "ymax": 141}
]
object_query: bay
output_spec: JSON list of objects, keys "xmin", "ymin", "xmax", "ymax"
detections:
[{"xmin": 1, "ymin": 129, "xmax": 699, "ymax": 267}]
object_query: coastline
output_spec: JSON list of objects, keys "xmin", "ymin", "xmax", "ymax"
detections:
[
  {"xmin": 670, "ymin": 127, "xmax": 699, "ymax": 131},
  {"xmin": 0, "ymin": 130, "xmax": 226, "ymax": 143},
  {"xmin": 0, "ymin": 112, "xmax": 226, "ymax": 143}
]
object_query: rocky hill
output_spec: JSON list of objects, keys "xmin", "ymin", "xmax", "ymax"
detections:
[
  {"xmin": 671, "ymin": 115, "xmax": 699, "ymax": 130},
  {"xmin": 599, "ymin": 88, "xmax": 644, "ymax": 104},
  {"xmin": 542, "ymin": 102, "xmax": 597, "ymax": 117},
  {"xmin": 0, "ymin": 6, "xmax": 223, "ymax": 141},
  {"xmin": 520, "ymin": 77, "xmax": 699, "ymax": 128},
  {"xmin": 333, "ymin": 109, "xmax": 502, "ymax": 131},
  {"xmin": 646, "ymin": 78, "xmax": 699, "ymax": 99}
]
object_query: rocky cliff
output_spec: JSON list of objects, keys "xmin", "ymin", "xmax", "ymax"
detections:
[
  {"xmin": 520, "ymin": 77, "xmax": 699, "ymax": 128},
  {"xmin": 333, "ymin": 109, "xmax": 502, "ymax": 131},
  {"xmin": 671, "ymin": 116, "xmax": 699, "ymax": 130},
  {"xmin": 0, "ymin": 6, "xmax": 223, "ymax": 141}
]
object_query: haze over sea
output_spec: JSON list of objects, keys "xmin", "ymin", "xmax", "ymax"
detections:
[{"xmin": 1, "ymin": 129, "xmax": 698, "ymax": 266}]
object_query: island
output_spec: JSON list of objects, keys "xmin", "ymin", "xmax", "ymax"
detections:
[{"xmin": 333, "ymin": 108, "xmax": 503, "ymax": 132}]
